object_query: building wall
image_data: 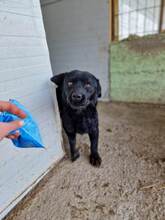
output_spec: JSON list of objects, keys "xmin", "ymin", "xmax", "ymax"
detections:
[
  {"xmin": 41, "ymin": 0, "xmax": 109, "ymax": 100},
  {"xmin": 0, "ymin": 0, "xmax": 63, "ymax": 218}
]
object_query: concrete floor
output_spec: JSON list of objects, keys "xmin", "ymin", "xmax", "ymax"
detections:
[{"xmin": 5, "ymin": 102, "xmax": 165, "ymax": 220}]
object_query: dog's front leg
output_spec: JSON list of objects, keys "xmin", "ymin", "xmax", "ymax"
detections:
[
  {"xmin": 66, "ymin": 132, "xmax": 80, "ymax": 162},
  {"xmin": 89, "ymin": 129, "xmax": 102, "ymax": 167}
]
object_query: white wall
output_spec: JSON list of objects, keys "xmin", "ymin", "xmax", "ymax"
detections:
[
  {"xmin": 41, "ymin": 0, "xmax": 109, "ymax": 100},
  {"xmin": 0, "ymin": 0, "xmax": 63, "ymax": 218},
  {"xmin": 119, "ymin": 0, "xmax": 161, "ymax": 40}
]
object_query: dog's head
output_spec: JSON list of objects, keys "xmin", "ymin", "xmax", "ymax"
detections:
[{"xmin": 51, "ymin": 70, "xmax": 101, "ymax": 110}]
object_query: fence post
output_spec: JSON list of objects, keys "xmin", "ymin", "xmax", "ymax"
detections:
[
  {"xmin": 159, "ymin": 0, "xmax": 165, "ymax": 33},
  {"xmin": 111, "ymin": 0, "xmax": 119, "ymax": 41}
]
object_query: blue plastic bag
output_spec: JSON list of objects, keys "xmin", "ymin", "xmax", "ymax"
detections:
[{"xmin": 0, "ymin": 99, "xmax": 44, "ymax": 148}]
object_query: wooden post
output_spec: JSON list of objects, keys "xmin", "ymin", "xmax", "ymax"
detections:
[
  {"xmin": 109, "ymin": 0, "xmax": 112, "ymax": 42},
  {"xmin": 111, "ymin": 0, "xmax": 119, "ymax": 41},
  {"xmin": 159, "ymin": 0, "xmax": 165, "ymax": 33}
]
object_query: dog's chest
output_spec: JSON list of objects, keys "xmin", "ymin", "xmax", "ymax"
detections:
[
  {"xmin": 61, "ymin": 106, "xmax": 97, "ymax": 134},
  {"xmin": 74, "ymin": 115, "xmax": 89, "ymax": 134},
  {"xmin": 73, "ymin": 109, "xmax": 97, "ymax": 134}
]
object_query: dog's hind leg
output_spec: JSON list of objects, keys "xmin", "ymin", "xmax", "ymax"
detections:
[
  {"xmin": 66, "ymin": 132, "xmax": 80, "ymax": 162},
  {"xmin": 89, "ymin": 129, "xmax": 102, "ymax": 167}
]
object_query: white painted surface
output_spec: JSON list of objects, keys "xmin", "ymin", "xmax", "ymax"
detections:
[
  {"xmin": 0, "ymin": 0, "xmax": 64, "ymax": 219},
  {"xmin": 41, "ymin": 0, "xmax": 109, "ymax": 99},
  {"xmin": 119, "ymin": 0, "xmax": 161, "ymax": 40}
]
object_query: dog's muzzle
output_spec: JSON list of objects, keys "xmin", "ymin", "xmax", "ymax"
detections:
[{"xmin": 68, "ymin": 93, "xmax": 88, "ymax": 109}]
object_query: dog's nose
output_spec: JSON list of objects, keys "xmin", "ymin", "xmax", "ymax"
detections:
[{"xmin": 72, "ymin": 93, "xmax": 83, "ymax": 101}]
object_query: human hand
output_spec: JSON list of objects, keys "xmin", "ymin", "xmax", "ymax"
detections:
[{"xmin": 0, "ymin": 101, "xmax": 26, "ymax": 140}]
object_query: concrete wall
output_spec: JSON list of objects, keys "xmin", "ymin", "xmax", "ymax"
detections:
[
  {"xmin": 41, "ymin": 0, "xmax": 109, "ymax": 100},
  {"xmin": 0, "ymin": 0, "xmax": 63, "ymax": 218},
  {"xmin": 111, "ymin": 34, "xmax": 165, "ymax": 104}
]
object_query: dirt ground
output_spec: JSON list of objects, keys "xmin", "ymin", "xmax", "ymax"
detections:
[
  {"xmin": 125, "ymin": 34, "xmax": 165, "ymax": 55},
  {"xmin": 5, "ymin": 102, "xmax": 165, "ymax": 220}
]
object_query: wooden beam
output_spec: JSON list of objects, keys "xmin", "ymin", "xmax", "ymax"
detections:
[
  {"xmin": 111, "ymin": 0, "xmax": 119, "ymax": 41},
  {"xmin": 159, "ymin": 0, "xmax": 165, "ymax": 33},
  {"xmin": 109, "ymin": 0, "xmax": 112, "ymax": 42}
]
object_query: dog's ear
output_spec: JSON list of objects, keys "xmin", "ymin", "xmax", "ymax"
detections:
[
  {"xmin": 96, "ymin": 79, "xmax": 101, "ymax": 98},
  {"xmin": 50, "ymin": 73, "xmax": 66, "ymax": 86}
]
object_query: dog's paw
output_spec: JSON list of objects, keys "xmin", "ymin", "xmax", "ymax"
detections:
[
  {"xmin": 71, "ymin": 149, "xmax": 80, "ymax": 162},
  {"xmin": 90, "ymin": 153, "xmax": 102, "ymax": 167}
]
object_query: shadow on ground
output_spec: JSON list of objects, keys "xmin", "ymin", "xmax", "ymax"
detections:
[{"xmin": 5, "ymin": 102, "xmax": 165, "ymax": 220}]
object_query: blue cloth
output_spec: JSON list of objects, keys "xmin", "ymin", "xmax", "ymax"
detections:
[{"xmin": 0, "ymin": 99, "xmax": 44, "ymax": 148}]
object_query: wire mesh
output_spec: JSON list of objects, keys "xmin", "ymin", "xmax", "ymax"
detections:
[{"xmin": 112, "ymin": 0, "xmax": 163, "ymax": 41}]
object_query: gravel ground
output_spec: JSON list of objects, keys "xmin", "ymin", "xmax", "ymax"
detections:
[{"xmin": 5, "ymin": 102, "xmax": 165, "ymax": 220}]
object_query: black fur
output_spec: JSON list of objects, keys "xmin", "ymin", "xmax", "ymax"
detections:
[{"xmin": 51, "ymin": 70, "xmax": 102, "ymax": 167}]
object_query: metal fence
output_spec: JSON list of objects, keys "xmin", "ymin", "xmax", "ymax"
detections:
[{"xmin": 111, "ymin": 0, "xmax": 165, "ymax": 41}]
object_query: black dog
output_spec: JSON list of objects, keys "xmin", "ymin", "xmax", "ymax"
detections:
[{"xmin": 51, "ymin": 70, "xmax": 102, "ymax": 167}]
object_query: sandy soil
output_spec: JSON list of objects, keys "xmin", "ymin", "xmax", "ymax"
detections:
[
  {"xmin": 126, "ymin": 34, "xmax": 165, "ymax": 55},
  {"xmin": 5, "ymin": 102, "xmax": 165, "ymax": 220}
]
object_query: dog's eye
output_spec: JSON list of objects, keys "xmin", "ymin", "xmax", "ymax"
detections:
[{"xmin": 68, "ymin": 81, "xmax": 73, "ymax": 87}]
